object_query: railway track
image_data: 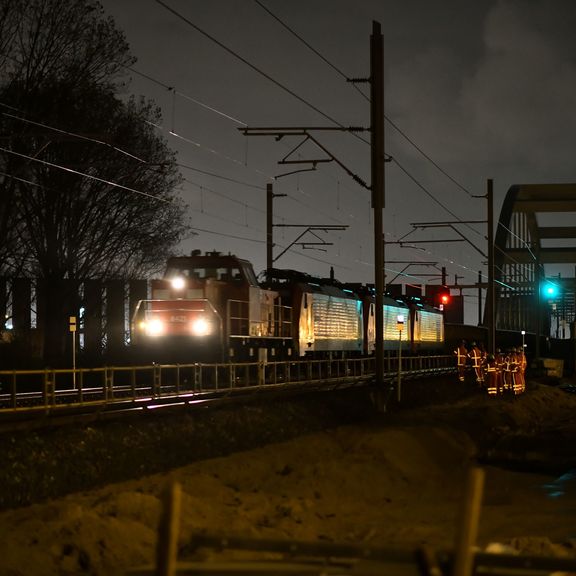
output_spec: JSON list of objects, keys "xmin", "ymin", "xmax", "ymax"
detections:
[{"xmin": 0, "ymin": 355, "xmax": 455, "ymax": 428}]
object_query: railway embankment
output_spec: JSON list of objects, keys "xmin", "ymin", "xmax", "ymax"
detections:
[{"xmin": 0, "ymin": 375, "xmax": 574, "ymax": 511}]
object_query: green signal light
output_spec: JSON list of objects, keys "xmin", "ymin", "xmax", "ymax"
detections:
[{"xmin": 542, "ymin": 282, "xmax": 559, "ymax": 298}]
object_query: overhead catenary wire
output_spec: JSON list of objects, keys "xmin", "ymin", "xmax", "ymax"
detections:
[
  {"xmin": 249, "ymin": 0, "xmax": 486, "ymax": 284},
  {"xmin": 251, "ymin": 0, "xmax": 503, "ymax": 297},
  {"xmin": 0, "ymin": 77, "xmax": 377, "ymax": 264},
  {"xmin": 145, "ymin": 119, "xmax": 273, "ymax": 180},
  {"xmin": 119, "ymin": 23, "xmax": 482, "ymax": 277},
  {"xmin": 0, "ymin": 105, "xmax": 356, "ymax": 249},
  {"xmin": 128, "ymin": 69, "xmax": 371, "ymax": 229},
  {"xmin": 0, "ymin": 104, "xmax": 281, "ymax": 227},
  {"xmin": 0, "ymin": 101, "xmax": 269, "ymax": 192},
  {"xmin": 136, "ymin": 8, "xmax": 552, "ymax": 302},
  {"xmin": 152, "ymin": 0, "xmax": 370, "ymax": 147},
  {"xmin": 253, "ymin": 0, "xmax": 474, "ymax": 199},
  {"xmin": 130, "ymin": 56, "xmax": 484, "ymax": 285},
  {"xmin": 1, "ymin": 6, "xmax": 494, "ymax": 291},
  {"xmin": 0, "ymin": 167, "xmax": 272, "ymax": 250},
  {"xmin": 1, "ymin": 109, "xmax": 149, "ymax": 164},
  {"xmin": 391, "ymin": 157, "xmax": 485, "ymax": 240},
  {"xmin": 252, "ymin": 0, "xmax": 370, "ymax": 104},
  {"xmin": 126, "ymin": 66, "xmax": 248, "ymax": 126},
  {"xmin": 177, "ymin": 162, "xmax": 264, "ymax": 190}
]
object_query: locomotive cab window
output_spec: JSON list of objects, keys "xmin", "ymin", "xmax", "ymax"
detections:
[{"xmin": 241, "ymin": 264, "xmax": 258, "ymax": 286}]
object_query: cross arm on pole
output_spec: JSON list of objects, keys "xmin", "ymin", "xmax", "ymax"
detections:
[
  {"xmin": 408, "ymin": 221, "xmax": 488, "ymax": 258},
  {"xmin": 239, "ymin": 126, "xmax": 370, "ymax": 188},
  {"xmin": 273, "ymin": 225, "xmax": 348, "ymax": 262}
]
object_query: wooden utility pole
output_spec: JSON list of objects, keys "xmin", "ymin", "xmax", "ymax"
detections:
[{"xmin": 371, "ymin": 21, "xmax": 385, "ymax": 387}]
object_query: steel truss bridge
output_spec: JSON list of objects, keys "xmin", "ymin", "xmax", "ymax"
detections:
[
  {"xmin": 494, "ymin": 183, "xmax": 576, "ymax": 339},
  {"xmin": 0, "ymin": 355, "xmax": 454, "ymax": 426}
]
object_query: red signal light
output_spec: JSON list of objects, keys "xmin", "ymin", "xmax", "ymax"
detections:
[{"xmin": 437, "ymin": 287, "xmax": 451, "ymax": 307}]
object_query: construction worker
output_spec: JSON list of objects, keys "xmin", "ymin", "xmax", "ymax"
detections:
[
  {"xmin": 495, "ymin": 348, "xmax": 506, "ymax": 395},
  {"xmin": 485, "ymin": 353, "xmax": 499, "ymax": 395},
  {"xmin": 454, "ymin": 340, "xmax": 468, "ymax": 382},
  {"xmin": 511, "ymin": 348, "xmax": 522, "ymax": 394},
  {"xmin": 513, "ymin": 347, "xmax": 526, "ymax": 394},
  {"xmin": 502, "ymin": 348, "xmax": 512, "ymax": 392},
  {"xmin": 518, "ymin": 346, "xmax": 527, "ymax": 393},
  {"xmin": 468, "ymin": 342, "xmax": 484, "ymax": 387}
]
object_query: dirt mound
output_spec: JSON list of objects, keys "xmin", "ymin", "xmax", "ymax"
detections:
[{"xmin": 1, "ymin": 380, "xmax": 576, "ymax": 575}]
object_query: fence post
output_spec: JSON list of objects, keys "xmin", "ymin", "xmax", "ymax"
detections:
[
  {"xmin": 258, "ymin": 361, "xmax": 265, "ymax": 387},
  {"xmin": 43, "ymin": 370, "xmax": 55, "ymax": 408},
  {"xmin": 153, "ymin": 365, "xmax": 161, "ymax": 397},
  {"xmin": 105, "ymin": 368, "xmax": 114, "ymax": 402},
  {"xmin": 10, "ymin": 372, "xmax": 16, "ymax": 409}
]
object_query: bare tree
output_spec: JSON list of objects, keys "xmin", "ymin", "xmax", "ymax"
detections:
[
  {"xmin": 7, "ymin": 83, "xmax": 188, "ymax": 280},
  {"xmin": 0, "ymin": 0, "xmax": 134, "ymax": 91},
  {"xmin": 0, "ymin": 0, "xmax": 192, "ymax": 363},
  {"xmin": 0, "ymin": 0, "xmax": 136, "ymax": 276}
]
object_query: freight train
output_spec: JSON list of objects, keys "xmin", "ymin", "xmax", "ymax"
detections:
[{"xmin": 130, "ymin": 251, "xmax": 445, "ymax": 363}]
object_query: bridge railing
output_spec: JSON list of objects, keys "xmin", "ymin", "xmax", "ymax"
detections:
[{"xmin": 0, "ymin": 355, "xmax": 454, "ymax": 412}]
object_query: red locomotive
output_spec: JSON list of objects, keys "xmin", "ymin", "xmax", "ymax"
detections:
[{"xmin": 131, "ymin": 251, "xmax": 292, "ymax": 362}]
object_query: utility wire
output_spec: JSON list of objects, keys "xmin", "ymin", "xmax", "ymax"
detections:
[
  {"xmin": 1, "ymin": 103, "xmax": 267, "ymax": 195},
  {"xmin": 0, "ymin": 164, "xmax": 335, "ymax": 265},
  {"xmin": 177, "ymin": 162, "xmax": 265, "ymax": 190},
  {"xmin": 126, "ymin": 66, "xmax": 248, "ymax": 126},
  {"xmin": 1, "ymin": 82, "xmax": 365, "ymax": 252},
  {"xmin": 1, "ymin": 104, "xmax": 274, "ymax": 219},
  {"xmin": 1, "ymin": 109, "xmax": 148, "ymax": 164},
  {"xmin": 152, "ymin": 0, "xmax": 368, "ymax": 143},
  {"xmin": 190, "ymin": 226, "xmax": 264, "ymax": 244},
  {"xmin": 126, "ymin": 61, "xmax": 376, "ymax": 210},
  {"xmin": 385, "ymin": 116, "xmax": 474, "ymax": 198},
  {"xmin": 0, "ymin": 107, "xmax": 349, "ymax": 244},
  {"xmin": 497, "ymin": 221, "xmax": 537, "ymax": 261},
  {"xmin": 391, "ymin": 157, "xmax": 484, "ymax": 239},
  {"xmin": 253, "ymin": 0, "xmax": 370, "ymax": 103},
  {"xmin": 0, "ymin": 146, "xmax": 172, "ymax": 203},
  {"xmin": 184, "ymin": 177, "xmax": 266, "ymax": 216},
  {"xmin": 145, "ymin": 118, "xmax": 273, "ymax": 179}
]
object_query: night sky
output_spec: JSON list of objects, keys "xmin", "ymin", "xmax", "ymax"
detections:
[{"xmin": 98, "ymin": 0, "xmax": 576, "ymax": 323}]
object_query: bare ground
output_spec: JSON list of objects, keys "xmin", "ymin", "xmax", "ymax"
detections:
[{"xmin": 0, "ymin": 377, "xmax": 576, "ymax": 575}]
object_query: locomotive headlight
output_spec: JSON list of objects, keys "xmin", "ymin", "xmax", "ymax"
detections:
[
  {"xmin": 191, "ymin": 317, "xmax": 211, "ymax": 336},
  {"xmin": 146, "ymin": 318, "xmax": 165, "ymax": 337},
  {"xmin": 171, "ymin": 276, "xmax": 186, "ymax": 291}
]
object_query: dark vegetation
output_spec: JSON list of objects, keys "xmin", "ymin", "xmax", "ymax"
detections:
[{"xmin": 0, "ymin": 0, "xmax": 191, "ymax": 365}]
